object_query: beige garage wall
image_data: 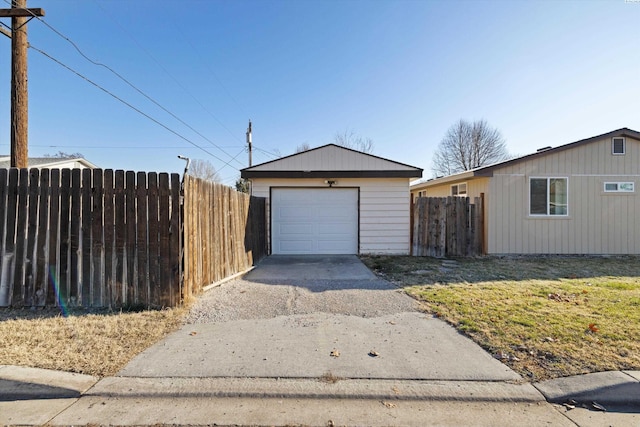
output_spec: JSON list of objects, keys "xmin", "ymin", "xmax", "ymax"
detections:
[{"xmin": 251, "ymin": 177, "xmax": 411, "ymax": 255}]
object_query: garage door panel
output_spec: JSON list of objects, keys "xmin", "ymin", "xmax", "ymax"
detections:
[
  {"xmin": 319, "ymin": 208, "xmax": 353, "ymax": 220},
  {"xmin": 317, "ymin": 223, "xmax": 354, "ymax": 235},
  {"xmin": 272, "ymin": 188, "xmax": 358, "ymax": 255},
  {"xmin": 279, "ymin": 223, "xmax": 313, "ymax": 235},
  {"xmin": 316, "ymin": 241, "xmax": 353, "ymax": 252},
  {"xmin": 277, "ymin": 206, "xmax": 313, "ymax": 220},
  {"xmin": 280, "ymin": 240, "xmax": 314, "ymax": 252}
]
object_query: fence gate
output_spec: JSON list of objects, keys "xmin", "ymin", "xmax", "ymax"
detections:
[{"xmin": 411, "ymin": 196, "xmax": 484, "ymax": 257}]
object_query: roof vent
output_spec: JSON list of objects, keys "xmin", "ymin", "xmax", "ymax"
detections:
[{"xmin": 537, "ymin": 146, "xmax": 552, "ymax": 152}]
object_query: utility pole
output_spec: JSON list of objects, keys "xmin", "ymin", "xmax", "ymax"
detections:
[
  {"xmin": 246, "ymin": 120, "xmax": 252, "ymax": 167},
  {"xmin": 0, "ymin": 1, "xmax": 45, "ymax": 168}
]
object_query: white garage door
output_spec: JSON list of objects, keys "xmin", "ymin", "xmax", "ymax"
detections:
[{"xmin": 272, "ymin": 188, "xmax": 358, "ymax": 254}]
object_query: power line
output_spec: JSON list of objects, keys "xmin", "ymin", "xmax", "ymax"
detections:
[
  {"xmin": 92, "ymin": 0, "xmax": 248, "ymax": 148},
  {"xmin": 253, "ymin": 146, "xmax": 281, "ymax": 159},
  {"xmin": 28, "ymin": 43, "xmax": 242, "ymax": 171},
  {"xmin": 30, "ymin": 144, "xmax": 244, "ymax": 150},
  {"xmin": 171, "ymin": 20, "xmax": 251, "ymax": 120},
  {"xmin": 4, "ymin": 0, "xmax": 245, "ymax": 170}
]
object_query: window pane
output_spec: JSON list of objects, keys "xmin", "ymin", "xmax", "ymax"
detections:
[
  {"xmin": 549, "ymin": 178, "xmax": 567, "ymax": 215},
  {"xmin": 613, "ymin": 138, "xmax": 625, "ymax": 154},
  {"xmin": 530, "ymin": 179, "xmax": 548, "ymax": 215},
  {"xmin": 605, "ymin": 183, "xmax": 618, "ymax": 192},
  {"xmin": 451, "ymin": 185, "xmax": 458, "ymax": 196},
  {"xmin": 619, "ymin": 182, "xmax": 634, "ymax": 192}
]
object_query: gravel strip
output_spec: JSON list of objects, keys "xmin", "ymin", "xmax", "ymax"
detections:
[{"xmin": 185, "ymin": 278, "xmax": 419, "ymax": 324}]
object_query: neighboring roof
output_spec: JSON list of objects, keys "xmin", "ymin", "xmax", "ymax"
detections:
[
  {"xmin": 411, "ymin": 127, "xmax": 640, "ymax": 190},
  {"xmin": 0, "ymin": 156, "xmax": 98, "ymax": 169},
  {"xmin": 241, "ymin": 144, "xmax": 423, "ymax": 179}
]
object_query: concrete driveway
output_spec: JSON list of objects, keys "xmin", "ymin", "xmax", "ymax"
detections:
[{"xmin": 119, "ymin": 255, "xmax": 518, "ymax": 382}]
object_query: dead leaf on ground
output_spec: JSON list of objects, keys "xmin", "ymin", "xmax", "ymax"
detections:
[
  {"xmin": 588, "ymin": 323, "xmax": 599, "ymax": 333},
  {"xmin": 330, "ymin": 349, "xmax": 340, "ymax": 358},
  {"xmin": 189, "ymin": 331, "xmax": 197, "ymax": 336},
  {"xmin": 392, "ymin": 386, "xmax": 400, "ymax": 395},
  {"xmin": 381, "ymin": 401, "xmax": 397, "ymax": 408},
  {"xmin": 368, "ymin": 350, "xmax": 380, "ymax": 357}
]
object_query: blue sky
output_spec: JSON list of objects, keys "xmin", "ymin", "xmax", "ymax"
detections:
[{"xmin": 0, "ymin": 0, "xmax": 639, "ymax": 185}]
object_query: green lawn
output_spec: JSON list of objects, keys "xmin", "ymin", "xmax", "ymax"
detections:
[{"xmin": 361, "ymin": 255, "xmax": 640, "ymax": 380}]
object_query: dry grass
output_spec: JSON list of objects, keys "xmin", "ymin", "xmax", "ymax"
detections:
[
  {"xmin": 0, "ymin": 306, "xmax": 187, "ymax": 377},
  {"xmin": 361, "ymin": 255, "xmax": 640, "ymax": 381}
]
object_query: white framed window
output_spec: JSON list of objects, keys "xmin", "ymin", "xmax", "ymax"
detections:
[
  {"xmin": 604, "ymin": 182, "xmax": 634, "ymax": 193},
  {"xmin": 530, "ymin": 177, "xmax": 568, "ymax": 216},
  {"xmin": 451, "ymin": 182, "xmax": 467, "ymax": 197},
  {"xmin": 612, "ymin": 137, "xmax": 625, "ymax": 155}
]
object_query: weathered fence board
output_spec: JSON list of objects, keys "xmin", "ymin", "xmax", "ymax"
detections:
[
  {"xmin": 114, "ymin": 170, "xmax": 125, "ymax": 307},
  {"xmin": 183, "ymin": 176, "xmax": 266, "ymax": 298},
  {"xmin": 91, "ymin": 169, "xmax": 104, "ymax": 307},
  {"xmin": 412, "ymin": 196, "xmax": 484, "ymax": 257},
  {"xmin": 169, "ymin": 174, "xmax": 181, "ymax": 307},
  {"xmin": 58, "ymin": 169, "xmax": 71, "ymax": 306},
  {"xmin": 47, "ymin": 170, "xmax": 60, "ymax": 306},
  {"xmin": 35, "ymin": 169, "xmax": 49, "ymax": 306},
  {"xmin": 70, "ymin": 169, "xmax": 81, "ymax": 305},
  {"xmin": 13, "ymin": 169, "xmax": 29, "ymax": 306},
  {"xmin": 103, "ymin": 169, "xmax": 115, "ymax": 307}
]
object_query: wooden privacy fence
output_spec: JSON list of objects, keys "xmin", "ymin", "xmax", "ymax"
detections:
[
  {"xmin": 0, "ymin": 168, "xmax": 182, "ymax": 309},
  {"xmin": 183, "ymin": 176, "xmax": 266, "ymax": 298},
  {"xmin": 412, "ymin": 196, "xmax": 484, "ymax": 257}
]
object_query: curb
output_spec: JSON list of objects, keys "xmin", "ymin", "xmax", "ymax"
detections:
[
  {"xmin": 90, "ymin": 376, "xmax": 545, "ymax": 402},
  {"xmin": 0, "ymin": 365, "xmax": 98, "ymax": 400},
  {"xmin": 534, "ymin": 370, "xmax": 640, "ymax": 407}
]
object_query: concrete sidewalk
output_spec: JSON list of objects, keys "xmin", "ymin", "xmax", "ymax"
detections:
[{"xmin": 2, "ymin": 365, "xmax": 640, "ymax": 426}]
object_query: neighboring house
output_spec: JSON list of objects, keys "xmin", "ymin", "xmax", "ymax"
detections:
[
  {"xmin": 0, "ymin": 156, "xmax": 97, "ymax": 169},
  {"xmin": 241, "ymin": 144, "xmax": 423, "ymax": 255},
  {"xmin": 410, "ymin": 128, "xmax": 640, "ymax": 255}
]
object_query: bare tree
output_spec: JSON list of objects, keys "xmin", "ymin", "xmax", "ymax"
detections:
[
  {"xmin": 431, "ymin": 119, "xmax": 509, "ymax": 177},
  {"xmin": 44, "ymin": 151, "xmax": 84, "ymax": 159},
  {"xmin": 188, "ymin": 159, "xmax": 221, "ymax": 182},
  {"xmin": 295, "ymin": 143, "xmax": 311, "ymax": 153},
  {"xmin": 334, "ymin": 129, "xmax": 374, "ymax": 153}
]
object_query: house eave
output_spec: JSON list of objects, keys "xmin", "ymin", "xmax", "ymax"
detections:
[
  {"xmin": 410, "ymin": 170, "xmax": 476, "ymax": 190},
  {"xmin": 242, "ymin": 170, "xmax": 423, "ymax": 179},
  {"xmin": 412, "ymin": 127, "xmax": 640, "ymax": 188},
  {"xmin": 475, "ymin": 127, "xmax": 640, "ymax": 175}
]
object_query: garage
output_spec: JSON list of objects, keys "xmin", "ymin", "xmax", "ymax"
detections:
[
  {"xmin": 241, "ymin": 144, "xmax": 422, "ymax": 255},
  {"xmin": 271, "ymin": 188, "xmax": 358, "ymax": 254}
]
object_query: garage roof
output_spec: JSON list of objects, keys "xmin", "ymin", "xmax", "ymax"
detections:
[{"xmin": 241, "ymin": 144, "xmax": 423, "ymax": 179}]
